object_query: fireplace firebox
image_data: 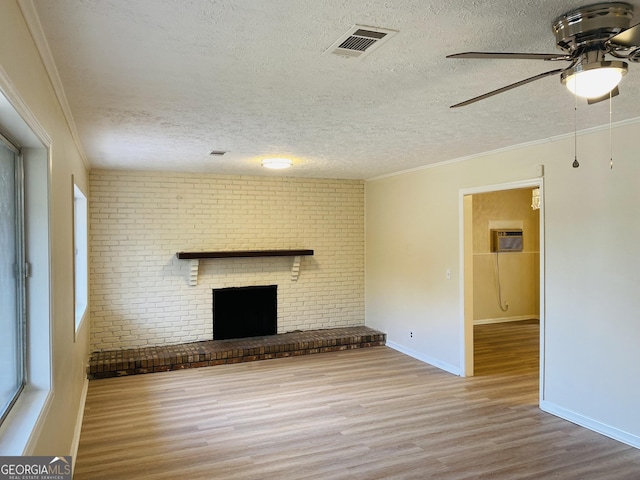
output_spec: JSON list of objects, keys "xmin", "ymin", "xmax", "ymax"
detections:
[{"xmin": 212, "ymin": 285, "xmax": 277, "ymax": 340}]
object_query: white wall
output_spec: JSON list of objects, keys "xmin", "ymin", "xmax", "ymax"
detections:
[
  {"xmin": 366, "ymin": 121, "xmax": 640, "ymax": 446},
  {"xmin": 89, "ymin": 171, "xmax": 365, "ymax": 350},
  {"xmin": 0, "ymin": 0, "xmax": 90, "ymax": 456}
]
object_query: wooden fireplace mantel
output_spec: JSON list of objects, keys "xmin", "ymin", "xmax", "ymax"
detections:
[
  {"xmin": 176, "ymin": 249, "xmax": 313, "ymax": 260},
  {"xmin": 176, "ymin": 250, "xmax": 314, "ymax": 285}
]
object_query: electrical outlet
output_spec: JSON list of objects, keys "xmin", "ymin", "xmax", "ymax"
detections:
[{"xmin": 410, "ymin": 331, "xmax": 413, "ymax": 338}]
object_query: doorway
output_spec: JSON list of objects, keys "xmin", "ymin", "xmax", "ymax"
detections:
[{"xmin": 459, "ymin": 179, "xmax": 544, "ymax": 398}]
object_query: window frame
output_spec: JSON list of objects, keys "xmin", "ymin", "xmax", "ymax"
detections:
[
  {"xmin": 0, "ymin": 134, "xmax": 26, "ymax": 427},
  {"xmin": 0, "ymin": 72, "xmax": 52, "ymax": 457},
  {"xmin": 72, "ymin": 176, "xmax": 88, "ymax": 338}
]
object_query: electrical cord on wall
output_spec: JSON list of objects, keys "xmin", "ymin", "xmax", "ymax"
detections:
[{"xmin": 494, "ymin": 251, "xmax": 509, "ymax": 312}]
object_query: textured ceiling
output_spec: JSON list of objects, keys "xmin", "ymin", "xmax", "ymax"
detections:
[{"xmin": 29, "ymin": 0, "xmax": 640, "ymax": 179}]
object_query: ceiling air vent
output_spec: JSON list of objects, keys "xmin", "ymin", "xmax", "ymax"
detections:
[{"xmin": 325, "ymin": 25, "xmax": 398, "ymax": 59}]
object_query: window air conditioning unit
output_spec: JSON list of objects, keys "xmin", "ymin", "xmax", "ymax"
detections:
[{"xmin": 491, "ymin": 229, "xmax": 523, "ymax": 252}]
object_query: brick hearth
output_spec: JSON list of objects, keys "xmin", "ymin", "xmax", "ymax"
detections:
[{"xmin": 88, "ymin": 326, "xmax": 385, "ymax": 380}]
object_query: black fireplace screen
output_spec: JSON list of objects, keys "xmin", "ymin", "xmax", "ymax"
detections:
[{"xmin": 212, "ymin": 285, "xmax": 277, "ymax": 340}]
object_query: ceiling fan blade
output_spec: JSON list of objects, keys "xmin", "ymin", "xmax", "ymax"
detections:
[
  {"xmin": 450, "ymin": 69, "xmax": 563, "ymax": 108},
  {"xmin": 447, "ymin": 52, "xmax": 570, "ymax": 61},
  {"xmin": 608, "ymin": 22, "xmax": 640, "ymax": 48},
  {"xmin": 587, "ymin": 86, "xmax": 620, "ymax": 105}
]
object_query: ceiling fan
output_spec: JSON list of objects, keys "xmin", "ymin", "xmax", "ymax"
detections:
[{"xmin": 447, "ymin": 2, "xmax": 640, "ymax": 108}]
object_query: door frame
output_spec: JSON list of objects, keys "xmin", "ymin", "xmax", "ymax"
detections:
[{"xmin": 458, "ymin": 178, "xmax": 545, "ymax": 400}]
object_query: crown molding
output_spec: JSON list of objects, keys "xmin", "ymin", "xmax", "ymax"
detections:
[
  {"xmin": 17, "ymin": 0, "xmax": 90, "ymax": 170},
  {"xmin": 366, "ymin": 115, "xmax": 640, "ymax": 182}
]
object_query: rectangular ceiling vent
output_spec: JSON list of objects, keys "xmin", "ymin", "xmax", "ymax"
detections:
[{"xmin": 325, "ymin": 25, "xmax": 398, "ymax": 59}]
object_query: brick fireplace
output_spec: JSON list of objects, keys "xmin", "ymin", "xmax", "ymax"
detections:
[{"xmin": 89, "ymin": 171, "xmax": 365, "ymax": 351}]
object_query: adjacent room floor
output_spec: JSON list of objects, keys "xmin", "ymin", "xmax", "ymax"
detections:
[{"xmin": 74, "ymin": 321, "xmax": 640, "ymax": 479}]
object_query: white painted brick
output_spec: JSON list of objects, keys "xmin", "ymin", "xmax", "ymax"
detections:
[{"xmin": 89, "ymin": 170, "xmax": 365, "ymax": 350}]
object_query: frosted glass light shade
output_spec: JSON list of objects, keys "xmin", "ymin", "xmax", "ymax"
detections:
[
  {"xmin": 562, "ymin": 61, "xmax": 627, "ymax": 99},
  {"xmin": 261, "ymin": 158, "xmax": 293, "ymax": 169}
]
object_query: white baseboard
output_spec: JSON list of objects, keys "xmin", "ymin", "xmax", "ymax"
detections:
[
  {"xmin": 71, "ymin": 377, "xmax": 89, "ymax": 470},
  {"xmin": 540, "ymin": 400, "xmax": 640, "ymax": 449},
  {"xmin": 386, "ymin": 341, "xmax": 461, "ymax": 376},
  {"xmin": 474, "ymin": 314, "xmax": 540, "ymax": 325}
]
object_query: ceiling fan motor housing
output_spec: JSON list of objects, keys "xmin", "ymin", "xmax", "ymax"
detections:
[{"xmin": 552, "ymin": 2, "xmax": 634, "ymax": 53}]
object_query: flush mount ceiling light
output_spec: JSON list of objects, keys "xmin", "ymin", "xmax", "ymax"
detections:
[
  {"xmin": 261, "ymin": 158, "xmax": 293, "ymax": 169},
  {"xmin": 561, "ymin": 60, "xmax": 628, "ymax": 98}
]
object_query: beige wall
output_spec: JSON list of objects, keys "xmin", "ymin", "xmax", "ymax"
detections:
[
  {"xmin": 4, "ymin": 0, "xmax": 639, "ymax": 455},
  {"xmin": 0, "ymin": 0, "xmax": 90, "ymax": 456},
  {"xmin": 366, "ymin": 120, "xmax": 640, "ymax": 447},
  {"xmin": 89, "ymin": 171, "xmax": 365, "ymax": 350},
  {"xmin": 472, "ymin": 189, "xmax": 540, "ymax": 322}
]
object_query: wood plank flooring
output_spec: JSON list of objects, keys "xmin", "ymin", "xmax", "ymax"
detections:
[
  {"xmin": 74, "ymin": 322, "xmax": 640, "ymax": 479},
  {"xmin": 474, "ymin": 319, "xmax": 540, "ymax": 376}
]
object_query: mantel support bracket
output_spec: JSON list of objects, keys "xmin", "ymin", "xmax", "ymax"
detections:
[
  {"xmin": 189, "ymin": 259, "xmax": 199, "ymax": 286},
  {"xmin": 291, "ymin": 256, "xmax": 302, "ymax": 281}
]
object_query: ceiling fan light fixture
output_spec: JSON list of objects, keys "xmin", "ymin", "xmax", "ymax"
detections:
[
  {"xmin": 261, "ymin": 158, "xmax": 293, "ymax": 169},
  {"xmin": 562, "ymin": 61, "xmax": 628, "ymax": 98}
]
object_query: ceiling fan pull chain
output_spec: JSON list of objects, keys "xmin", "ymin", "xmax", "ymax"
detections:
[
  {"xmin": 573, "ymin": 91, "xmax": 579, "ymax": 168},
  {"xmin": 610, "ymin": 91, "xmax": 614, "ymax": 170}
]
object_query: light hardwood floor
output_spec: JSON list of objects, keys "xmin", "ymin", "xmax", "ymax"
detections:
[{"xmin": 75, "ymin": 322, "xmax": 640, "ymax": 479}]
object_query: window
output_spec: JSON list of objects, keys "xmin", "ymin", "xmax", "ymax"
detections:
[
  {"xmin": 73, "ymin": 181, "xmax": 88, "ymax": 333},
  {"xmin": 0, "ymin": 137, "xmax": 25, "ymax": 426},
  {"xmin": 0, "ymin": 83, "xmax": 51, "ymax": 455}
]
